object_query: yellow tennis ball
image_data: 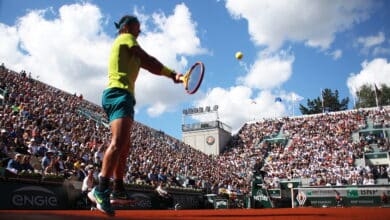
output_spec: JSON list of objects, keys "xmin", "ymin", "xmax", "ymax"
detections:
[{"xmin": 235, "ymin": 51, "xmax": 243, "ymax": 60}]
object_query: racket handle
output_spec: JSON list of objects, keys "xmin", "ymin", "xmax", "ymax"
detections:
[{"xmin": 170, "ymin": 72, "xmax": 182, "ymax": 84}]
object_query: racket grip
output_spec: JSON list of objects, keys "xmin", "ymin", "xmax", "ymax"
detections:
[{"xmin": 172, "ymin": 72, "xmax": 183, "ymax": 84}]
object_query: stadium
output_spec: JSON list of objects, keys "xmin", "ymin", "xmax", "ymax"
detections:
[
  {"xmin": 1, "ymin": 64, "xmax": 390, "ymax": 219},
  {"xmin": 1, "ymin": 2, "xmax": 390, "ymax": 219}
]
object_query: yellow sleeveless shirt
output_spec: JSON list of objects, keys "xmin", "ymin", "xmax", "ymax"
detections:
[{"xmin": 107, "ymin": 33, "xmax": 140, "ymax": 95}]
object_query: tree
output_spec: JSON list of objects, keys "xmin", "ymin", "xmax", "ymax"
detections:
[
  {"xmin": 355, "ymin": 84, "xmax": 390, "ymax": 108},
  {"xmin": 299, "ymin": 88, "xmax": 349, "ymax": 115}
]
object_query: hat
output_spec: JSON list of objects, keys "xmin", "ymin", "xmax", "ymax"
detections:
[
  {"xmin": 1, "ymin": 129, "xmax": 6, "ymax": 133},
  {"xmin": 115, "ymin": 15, "xmax": 139, "ymax": 30}
]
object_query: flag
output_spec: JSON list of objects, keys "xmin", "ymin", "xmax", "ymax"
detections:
[{"xmin": 275, "ymin": 97, "xmax": 282, "ymax": 102}]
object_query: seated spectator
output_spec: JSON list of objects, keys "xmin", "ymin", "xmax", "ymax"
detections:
[
  {"xmin": 63, "ymin": 155, "xmax": 74, "ymax": 178},
  {"xmin": 36, "ymin": 144, "xmax": 48, "ymax": 157},
  {"xmin": 7, "ymin": 153, "xmax": 23, "ymax": 174},
  {"xmin": 54, "ymin": 155, "xmax": 65, "ymax": 174},
  {"xmin": 158, "ymin": 169, "xmax": 168, "ymax": 183},
  {"xmin": 21, "ymin": 155, "xmax": 34, "ymax": 173},
  {"xmin": 44, "ymin": 159, "xmax": 56, "ymax": 175},
  {"xmin": 41, "ymin": 151, "xmax": 53, "ymax": 173},
  {"xmin": 0, "ymin": 129, "xmax": 11, "ymax": 157},
  {"xmin": 75, "ymin": 162, "xmax": 87, "ymax": 181},
  {"xmin": 27, "ymin": 138, "xmax": 39, "ymax": 156}
]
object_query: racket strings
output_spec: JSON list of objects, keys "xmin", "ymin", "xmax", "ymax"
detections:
[{"xmin": 187, "ymin": 63, "xmax": 203, "ymax": 93}]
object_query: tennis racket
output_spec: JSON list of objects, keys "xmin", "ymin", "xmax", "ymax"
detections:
[{"xmin": 180, "ymin": 61, "xmax": 205, "ymax": 94}]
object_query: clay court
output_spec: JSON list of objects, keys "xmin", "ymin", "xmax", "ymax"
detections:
[{"xmin": 1, "ymin": 207, "xmax": 390, "ymax": 220}]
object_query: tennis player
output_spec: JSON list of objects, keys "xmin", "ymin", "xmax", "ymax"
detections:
[{"xmin": 88, "ymin": 15, "xmax": 182, "ymax": 216}]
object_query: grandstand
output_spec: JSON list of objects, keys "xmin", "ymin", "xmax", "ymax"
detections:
[{"xmin": 1, "ymin": 66, "xmax": 389, "ymax": 209}]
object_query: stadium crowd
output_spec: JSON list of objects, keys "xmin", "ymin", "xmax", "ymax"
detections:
[
  {"xmin": 262, "ymin": 110, "xmax": 389, "ymax": 188},
  {"xmin": 1, "ymin": 65, "xmax": 389, "ymax": 197}
]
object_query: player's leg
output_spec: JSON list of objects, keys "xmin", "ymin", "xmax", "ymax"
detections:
[
  {"xmin": 111, "ymin": 118, "xmax": 133, "ymax": 203},
  {"xmin": 89, "ymin": 117, "xmax": 131, "ymax": 215},
  {"xmin": 89, "ymin": 88, "xmax": 135, "ymax": 214},
  {"xmin": 101, "ymin": 117, "xmax": 132, "ymax": 177}
]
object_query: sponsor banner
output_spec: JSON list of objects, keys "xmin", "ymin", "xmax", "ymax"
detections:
[
  {"xmin": 0, "ymin": 180, "xmax": 204, "ymax": 210},
  {"xmin": 0, "ymin": 181, "xmax": 68, "ymax": 209},
  {"xmin": 299, "ymin": 187, "xmax": 390, "ymax": 198},
  {"xmin": 297, "ymin": 186, "xmax": 390, "ymax": 207}
]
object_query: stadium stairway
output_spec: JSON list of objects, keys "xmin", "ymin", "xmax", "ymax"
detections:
[{"xmin": 77, "ymin": 107, "xmax": 109, "ymax": 128}]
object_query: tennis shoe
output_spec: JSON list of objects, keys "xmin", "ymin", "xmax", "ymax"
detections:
[{"xmin": 88, "ymin": 187, "xmax": 115, "ymax": 216}]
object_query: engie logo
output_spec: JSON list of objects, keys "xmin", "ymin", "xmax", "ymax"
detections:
[{"xmin": 12, "ymin": 186, "xmax": 58, "ymax": 208}]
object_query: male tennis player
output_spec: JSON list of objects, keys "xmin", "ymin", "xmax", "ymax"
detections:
[{"xmin": 88, "ymin": 15, "xmax": 182, "ymax": 216}]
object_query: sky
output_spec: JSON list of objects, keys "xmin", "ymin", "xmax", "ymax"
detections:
[{"xmin": 1, "ymin": 0, "xmax": 390, "ymax": 140}]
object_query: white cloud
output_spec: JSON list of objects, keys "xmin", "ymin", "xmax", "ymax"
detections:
[
  {"xmin": 194, "ymin": 87, "xmax": 287, "ymax": 133},
  {"xmin": 372, "ymin": 47, "xmax": 390, "ymax": 56},
  {"xmin": 347, "ymin": 58, "xmax": 390, "ymax": 96},
  {"xmin": 357, "ymin": 32, "xmax": 385, "ymax": 48},
  {"xmin": 193, "ymin": 50, "xmax": 297, "ymax": 133},
  {"xmin": 0, "ymin": 3, "xmax": 206, "ymax": 118},
  {"xmin": 0, "ymin": 3, "xmax": 111, "ymax": 103},
  {"xmin": 356, "ymin": 32, "xmax": 387, "ymax": 55},
  {"xmin": 133, "ymin": 3, "xmax": 207, "ymax": 116},
  {"xmin": 0, "ymin": 24, "xmax": 24, "ymax": 65},
  {"xmin": 331, "ymin": 49, "xmax": 343, "ymax": 60},
  {"xmin": 146, "ymin": 3, "xmax": 206, "ymax": 56},
  {"xmin": 238, "ymin": 52, "xmax": 294, "ymax": 90},
  {"xmin": 225, "ymin": 0, "xmax": 373, "ymax": 51}
]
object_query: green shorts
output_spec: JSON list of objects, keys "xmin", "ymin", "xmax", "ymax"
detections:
[{"xmin": 102, "ymin": 88, "xmax": 136, "ymax": 123}]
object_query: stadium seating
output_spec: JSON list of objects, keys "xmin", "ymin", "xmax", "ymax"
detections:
[{"xmin": 0, "ymin": 66, "xmax": 389, "ymax": 197}]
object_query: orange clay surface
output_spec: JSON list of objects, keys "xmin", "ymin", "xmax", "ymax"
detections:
[{"xmin": 1, "ymin": 208, "xmax": 390, "ymax": 220}]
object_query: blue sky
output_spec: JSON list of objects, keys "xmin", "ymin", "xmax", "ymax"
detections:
[{"xmin": 1, "ymin": 0, "xmax": 390, "ymax": 139}]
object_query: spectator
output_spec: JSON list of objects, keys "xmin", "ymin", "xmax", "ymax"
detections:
[
  {"xmin": 76, "ymin": 163, "xmax": 87, "ymax": 181},
  {"xmin": 158, "ymin": 169, "xmax": 167, "ymax": 183},
  {"xmin": 27, "ymin": 138, "xmax": 39, "ymax": 156},
  {"xmin": 41, "ymin": 151, "xmax": 52, "ymax": 173},
  {"xmin": 7, "ymin": 153, "xmax": 23, "ymax": 174},
  {"xmin": 335, "ymin": 192, "xmax": 343, "ymax": 207},
  {"xmin": 21, "ymin": 155, "xmax": 34, "ymax": 173},
  {"xmin": 381, "ymin": 192, "xmax": 388, "ymax": 206},
  {"xmin": 82, "ymin": 168, "xmax": 95, "ymax": 209},
  {"xmin": 1, "ymin": 65, "xmax": 389, "ymax": 200}
]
